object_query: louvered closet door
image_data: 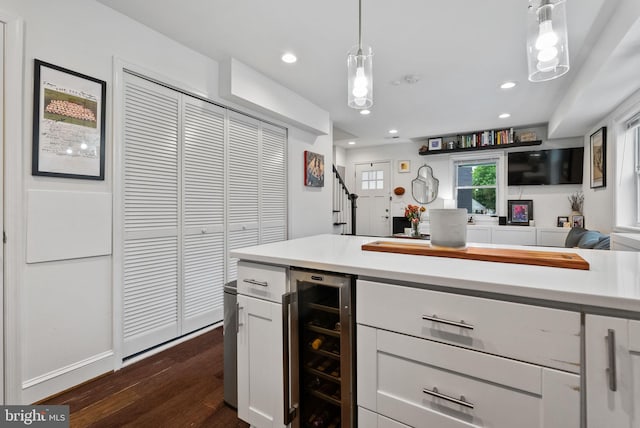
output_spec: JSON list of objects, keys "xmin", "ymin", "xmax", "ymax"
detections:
[
  {"xmin": 260, "ymin": 124, "xmax": 287, "ymax": 243},
  {"xmin": 227, "ymin": 112, "xmax": 260, "ymax": 281},
  {"xmin": 181, "ymin": 97, "xmax": 225, "ymax": 333},
  {"xmin": 122, "ymin": 73, "xmax": 179, "ymax": 357}
]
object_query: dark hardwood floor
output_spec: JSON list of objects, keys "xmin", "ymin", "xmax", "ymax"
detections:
[{"xmin": 43, "ymin": 327, "xmax": 250, "ymax": 428}]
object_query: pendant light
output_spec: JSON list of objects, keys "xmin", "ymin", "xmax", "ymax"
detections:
[
  {"xmin": 347, "ymin": 0, "xmax": 373, "ymax": 109},
  {"xmin": 526, "ymin": 0, "xmax": 570, "ymax": 82}
]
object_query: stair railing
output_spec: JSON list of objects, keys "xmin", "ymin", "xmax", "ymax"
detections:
[{"xmin": 332, "ymin": 165, "xmax": 358, "ymax": 235}]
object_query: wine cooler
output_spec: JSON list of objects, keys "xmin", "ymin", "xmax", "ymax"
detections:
[{"xmin": 283, "ymin": 269, "xmax": 355, "ymax": 428}]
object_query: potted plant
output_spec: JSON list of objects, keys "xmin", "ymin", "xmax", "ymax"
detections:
[
  {"xmin": 568, "ymin": 191, "xmax": 584, "ymax": 215},
  {"xmin": 404, "ymin": 204, "xmax": 426, "ymax": 237}
]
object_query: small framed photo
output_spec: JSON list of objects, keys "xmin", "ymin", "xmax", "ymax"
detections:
[
  {"xmin": 428, "ymin": 137, "xmax": 442, "ymax": 151},
  {"xmin": 557, "ymin": 216, "xmax": 569, "ymax": 227},
  {"xmin": 590, "ymin": 127, "xmax": 606, "ymax": 188},
  {"xmin": 32, "ymin": 59, "xmax": 106, "ymax": 180},
  {"xmin": 398, "ymin": 160, "xmax": 411, "ymax": 173},
  {"xmin": 571, "ymin": 214, "xmax": 585, "ymax": 229},
  {"xmin": 507, "ymin": 199, "xmax": 533, "ymax": 226}
]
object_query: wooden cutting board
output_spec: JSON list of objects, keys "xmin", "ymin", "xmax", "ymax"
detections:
[{"xmin": 362, "ymin": 241, "xmax": 590, "ymax": 270}]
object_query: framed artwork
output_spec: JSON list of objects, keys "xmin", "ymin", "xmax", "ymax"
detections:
[
  {"xmin": 32, "ymin": 59, "xmax": 106, "ymax": 180},
  {"xmin": 398, "ymin": 160, "xmax": 411, "ymax": 173},
  {"xmin": 304, "ymin": 150, "xmax": 324, "ymax": 187},
  {"xmin": 590, "ymin": 127, "xmax": 606, "ymax": 188},
  {"xmin": 572, "ymin": 214, "xmax": 585, "ymax": 229},
  {"xmin": 428, "ymin": 137, "xmax": 442, "ymax": 151},
  {"xmin": 557, "ymin": 216, "xmax": 569, "ymax": 227},
  {"xmin": 507, "ymin": 199, "xmax": 533, "ymax": 226}
]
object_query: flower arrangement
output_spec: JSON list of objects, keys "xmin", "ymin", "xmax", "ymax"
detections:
[
  {"xmin": 568, "ymin": 191, "xmax": 584, "ymax": 213},
  {"xmin": 404, "ymin": 204, "xmax": 426, "ymax": 224}
]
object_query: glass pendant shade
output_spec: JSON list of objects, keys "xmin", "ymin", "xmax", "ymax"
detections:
[
  {"xmin": 527, "ymin": 0, "xmax": 569, "ymax": 82},
  {"xmin": 347, "ymin": 45, "xmax": 373, "ymax": 109}
]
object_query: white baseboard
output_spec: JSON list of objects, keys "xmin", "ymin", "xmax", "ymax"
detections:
[{"xmin": 22, "ymin": 351, "xmax": 114, "ymax": 404}]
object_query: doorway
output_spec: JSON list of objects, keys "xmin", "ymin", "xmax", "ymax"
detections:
[{"xmin": 355, "ymin": 162, "xmax": 391, "ymax": 236}]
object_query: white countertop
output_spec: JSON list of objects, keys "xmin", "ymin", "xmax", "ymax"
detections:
[{"xmin": 231, "ymin": 234, "xmax": 640, "ymax": 314}]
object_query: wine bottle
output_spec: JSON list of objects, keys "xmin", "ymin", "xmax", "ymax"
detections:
[{"xmin": 311, "ymin": 335, "xmax": 326, "ymax": 350}]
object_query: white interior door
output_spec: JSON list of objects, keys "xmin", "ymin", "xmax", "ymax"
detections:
[{"xmin": 355, "ymin": 162, "xmax": 391, "ymax": 236}]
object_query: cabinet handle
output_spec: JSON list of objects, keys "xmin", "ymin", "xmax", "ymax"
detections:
[
  {"xmin": 237, "ymin": 303, "xmax": 243, "ymax": 333},
  {"xmin": 606, "ymin": 329, "xmax": 617, "ymax": 392},
  {"xmin": 243, "ymin": 278, "xmax": 269, "ymax": 287},
  {"xmin": 282, "ymin": 292, "xmax": 297, "ymax": 424},
  {"xmin": 422, "ymin": 314, "xmax": 474, "ymax": 330},
  {"xmin": 423, "ymin": 387, "xmax": 474, "ymax": 409}
]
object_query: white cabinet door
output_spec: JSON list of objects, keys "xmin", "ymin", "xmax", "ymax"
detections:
[
  {"xmin": 585, "ymin": 315, "xmax": 639, "ymax": 427},
  {"xmin": 492, "ymin": 226, "xmax": 536, "ymax": 245},
  {"xmin": 237, "ymin": 294, "xmax": 285, "ymax": 428}
]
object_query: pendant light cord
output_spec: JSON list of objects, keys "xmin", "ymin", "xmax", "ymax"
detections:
[{"xmin": 358, "ymin": 0, "xmax": 363, "ymax": 52}]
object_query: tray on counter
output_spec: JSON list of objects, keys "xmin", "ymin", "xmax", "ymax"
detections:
[{"xmin": 362, "ymin": 240, "xmax": 589, "ymax": 270}]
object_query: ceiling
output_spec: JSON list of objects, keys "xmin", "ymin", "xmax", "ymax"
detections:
[{"xmin": 97, "ymin": 0, "xmax": 640, "ymax": 148}]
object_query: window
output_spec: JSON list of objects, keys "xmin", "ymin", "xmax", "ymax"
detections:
[
  {"xmin": 616, "ymin": 112, "xmax": 640, "ymax": 229},
  {"xmin": 453, "ymin": 156, "xmax": 502, "ymax": 215},
  {"xmin": 634, "ymin": 119, "xmax": 640, "ymax": 225},
  {"xmin": 361, "ymin": 170, "xmax": 384, "ymax": 190}
]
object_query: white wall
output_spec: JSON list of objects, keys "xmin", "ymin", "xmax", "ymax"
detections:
[
  {"xmin": 583, "ymin": 88, "xmax": 640, "ymax": 234},
  {"xmin": 344, "ymin": 126, "xmax": 584, "ymax": 228},
  {"xmin": 2, "ymin": 0, "xmax": 332, "ymax": 403},
  {"xmin": 288, "ymin": 128, "xmax": 334, "ymax": 239}
]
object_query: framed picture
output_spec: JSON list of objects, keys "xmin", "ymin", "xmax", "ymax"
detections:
[
  {"xmin": 32, "ymin": 59, "xmax": 106, "ymax": 180},
  {"xmin": 590, "ymin": 127, "xmax": 606, "ymax": 188},
  {"xmin": 572, "ymin": 214, "xmax": 585, "ymax": 229},
  {"xmin": 304, "ymin": 150, "xmax": 324, "ymax": 187},
  {"xmin": 507, "ymin": 199, "xmax": 533, "ymax": 226},
  {"xmin": 398, "ymin": 160, "xmax": 411, "ymax": 173},
  {"xmin": 428, "ymin": 137, "xmax": 442, "ymax": 151},
  {"xmin": 557, "ymin": 216, "xmax": 569, "ymax": 227}
]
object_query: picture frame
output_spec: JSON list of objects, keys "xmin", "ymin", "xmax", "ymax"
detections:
[
  {"xmin": 304, "ymin": 150, "xmax": 324, "ymax": 187},
  {"xmin": 507, "ymin": 199, "xmax": 533, "ymax": 226},
  {"xmin": 557, "ymin": 216, "xmax": 569, "ymax": 227},
  {"xmin": 428, "ymin": 137, "xmax": 442, "ymax": 151},
  {"xmin": 398, "ymin": 160, "xmax": 411, "ymax": 173},
  {"xmin": 32, "ymin": 59, "xmax": 106, "ymax": 180},
  {"xmin": 571, "ymin": 214, "xmax": 585, "ymax": 229},
  {"xmin": 590, "ymin": 126, "xmax": 606, "ymax": 188}
]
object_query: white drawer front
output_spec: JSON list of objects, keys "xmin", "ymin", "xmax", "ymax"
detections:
[
  {"xmin": 360, "ymin": 328, "xmax": 579, "ymax": 428},
  {"xmin": 237, "ymin": 261, "xmax": 287, "ymax": 303},
  {"xmin": 357, "ymin": 280, "xmax": 580, "ymax": 373}
]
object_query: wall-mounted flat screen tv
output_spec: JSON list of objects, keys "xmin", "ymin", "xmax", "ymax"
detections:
[{"xmin": 508, "ymin": 147, "xmax": 584, "ymax": 185}]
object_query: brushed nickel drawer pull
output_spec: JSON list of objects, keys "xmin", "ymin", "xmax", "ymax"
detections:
[
  {"xmin": 606, "ymin": 329, "xmax": 617, "ymax": 391},
  {"xmin": 423, "ymin": 387, "xmax": 474, "ymax": 409},
  {"xmin": 422, "ymin": 314, "xmax": 474, "ymax": 330},
  {"xmin": 243, "ymin": 278, "xmax": 269, "ymax": 287}
]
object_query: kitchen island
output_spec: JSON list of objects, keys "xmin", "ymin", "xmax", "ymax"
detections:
[{"xmin": 231, "ymin": 234, "xmax": 640, "ymax": 428}]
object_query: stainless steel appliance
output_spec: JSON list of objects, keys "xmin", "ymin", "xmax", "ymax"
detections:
[
  {"xmin": 223, "ymin": 280, "xmax": 237, "ymax": 408},
  {"xmin": 284, "ymin": 269, "xmax": 355, "ymax": 428}
]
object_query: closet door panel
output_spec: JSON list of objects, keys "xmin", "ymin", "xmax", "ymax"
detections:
[
  {"xmin": 182, "ymin": 98, "xmax": 226, "ymax": 332},
  {"xmin": 227, "ymin": 112, "xmax": 260, "ymax": 281},
  {"xmin": 122, "ymin": 74, "xmax": 179, "ymax": 357},
  {"xmin": 260, "ymin": 124, "xmax": 287, "ymax": 244}
]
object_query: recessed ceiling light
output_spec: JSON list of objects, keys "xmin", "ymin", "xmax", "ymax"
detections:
[
  {"xmin": 360, "ymin": 109, "xmax": 371, "ymax": 115},
  {"xmin": 499, "ymin": 113, "xmax": 511, "ymax": 119},
  {"xmin": 388, "ymin": 129, "xmax": 398, "ymax": 134},
  {"xmin": 281, "ymin": 53, "xmax": 297, "ymax": 64},
  {"xmin": 348, "ymin": 141, "xmax": 356, "ymax": 145},
  {"xmin": 500, "ymin": 81, "xmax": 517, "ymax": 89}
]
